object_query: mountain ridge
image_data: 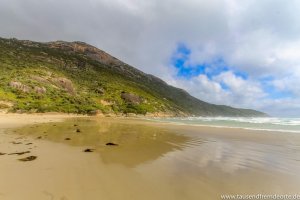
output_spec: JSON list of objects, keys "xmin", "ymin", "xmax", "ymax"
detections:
[{"xmin": 0, "ymin": 37, "xmax": 267, "ymax": 117}]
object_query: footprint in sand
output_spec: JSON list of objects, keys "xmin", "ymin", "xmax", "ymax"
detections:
[{"xmin": 43, "ymin": 191, "xmax": 54, "ymax": 200}]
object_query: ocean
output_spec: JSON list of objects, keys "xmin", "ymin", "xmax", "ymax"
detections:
[{"xmin": 146, "ymin": 117, "xmax": 300, "ymax": 133}]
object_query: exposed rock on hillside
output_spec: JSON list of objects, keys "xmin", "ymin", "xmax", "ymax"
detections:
[
  {"xmin": 121, "ymin": 92, "xmax": 143, "ymax": 104},
  {"xmin": 9, "ymin": 81, "xmax": 31, "ymax": 93},
  {"xmin": 50, "ymin": 78, "xmax": 75, "ymax": 94},
  {"xmin": 48, "ymin": 41, "xmax": 122, "ymax": 66},
  {"xmin": 34, "ymin": 86, "xmax": 47, "ymax": 94}
]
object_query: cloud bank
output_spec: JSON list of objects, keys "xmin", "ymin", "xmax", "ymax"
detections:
[{"xmin": 1, "ymin": 0, "xmax": 300, "ymax": 116}]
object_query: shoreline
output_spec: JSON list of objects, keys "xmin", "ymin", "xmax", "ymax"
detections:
[
  {"xmin": 3, "ymin": 111, "xmax": 295, "ymax": 134},
  {"xmin": 138, "ymin": 116, "xmax": 300, "ymax": 134},
  {"xmin": 144, "ymin": 119, "xmax": 300, "ymax": 134},
  {"xmin": 1, "ymin": 112, "xmax": 299, "ymax": 148}
]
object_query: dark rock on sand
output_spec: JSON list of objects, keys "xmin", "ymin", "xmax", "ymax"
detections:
[
  {"xmin": 9, "ymin": 151, "xmax": 30, "ymax": 155},
  {"xmin": 76, "ymin": 128, "xmax": 81, "ymax": 133},
  {"xmin": 11, "ymin": 141, "xmax": 22, "ymax": 145},
  {"xmin": 18, "ymin": 156, "xmax": 37, "ymax": 161},
  {"xmin": 26, "ymin": 143, "xmax": 33, "ymax": 145},
  {"xmin": 0, "ymin": 152, "xmax": 6, "ymax": 155},
  {"xmin": 83, "ymin": 148, "xmax": 94, "ymax": 152},
  {"xmin": 36, "ymin": 136, "xmax": 42, "ymax": 139},
  {"xmin": 65, "ymin": 138, "xmax": 71, "ymax": 141},
  {"xmin": 106, "ymin": 142, "xmax": 118, "ymax": 146}
]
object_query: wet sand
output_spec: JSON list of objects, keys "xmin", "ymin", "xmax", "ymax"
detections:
[{"xmin": 0, "ymin": 114, "xmax": 300, "ymax": 199}]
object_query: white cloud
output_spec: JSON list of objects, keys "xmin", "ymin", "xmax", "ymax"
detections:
[{"xmin": 172, "ymin": 71, "xmax": 266, "ymax": 109}]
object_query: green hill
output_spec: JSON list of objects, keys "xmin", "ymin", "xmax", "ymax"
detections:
[{"xmin": 0, "ymin": 37, "xmax": 266, "ymax": 117}]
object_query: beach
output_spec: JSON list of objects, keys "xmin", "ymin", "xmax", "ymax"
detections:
[{"xmin": 0, "ymin": 114, "xmax": 300, "ymax": 200}]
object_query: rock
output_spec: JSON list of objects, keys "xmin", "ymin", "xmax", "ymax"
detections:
[
  {"xmin": 95, "ymin": 88, "xmax": 105, "ymax": 94},
  {"xmin": 0, "ymin": 101, "xmax": 13, "ymax": 109},
  {"xmin": 36, "ymin": 136, "xmax": 42, "ymax": 139},
  {"xmin": 65, "ymin": 138, "xmax": 71, "ymax": 141},
  {"xmin": 73, "ymin": 124, "xmax": 78, "ymax": 127},
  {"xmin": 76, "ymin": 128, "xmax": 81, "ymax": 133},
  {"xmin": 121, "ymin": 92, "xmax": 142, "ymax": 104},
  {"xmin": 25, "ymin": 143, "xmax": 33, "ymax": 145},
  {"xmin": 88, "ymin": 110, "xmax": 101, "ymax": 116},
  {"xmin": 9, "ymin": 81, "xmax": 31, "ymax": 93},
  {"xmin": 125, "ymin": 113, "xmax": 137, "ymax": 117},
  {"xmin": 18, "ymin": 156, "xmax": 37, "ymax": 162},
  {"xmin": 83, "ymin": 148, "xmax": 94, "ymax": 152},
  {"xmin": 34, "ymin": 86, "xmax": 47, "ymax": 94},
  {"xmin": 0, "ymin": 152, "xmax": 6, "ymax": 156},
  {"xmin": 8, "ymin": 151, "xmax": 30, "ymax": 155},
  {"xmin": 48, "ymin": 41, "xmax": 123, "ymax": 66},
  {"xmin": 30, "ymin": 75, "xmax": 50, "ymax": 84},
  {"xmin": 11, "ymin": 141, "xmax": 22, "ymax": 145},
  {"xmin": 51, "ymin": 77, "xmax": 75, "ymax": 94},
  {"xmin": 106, "ymin": 142, "xmax": 118, "ymax": 146}
]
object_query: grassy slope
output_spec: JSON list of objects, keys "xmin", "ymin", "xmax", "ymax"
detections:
[{"xmin": 0, "ymin": 38, "xmax": 266, "ymax": 116}]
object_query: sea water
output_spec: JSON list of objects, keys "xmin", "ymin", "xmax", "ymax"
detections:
[{"xmin": 147, "ymin": 117, "xmax": 300, "ymax": 133}]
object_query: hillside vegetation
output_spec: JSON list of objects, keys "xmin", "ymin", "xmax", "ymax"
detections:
[{"xmin": 0, "ymin": 37, "xmax": 266, "ymax": 117}]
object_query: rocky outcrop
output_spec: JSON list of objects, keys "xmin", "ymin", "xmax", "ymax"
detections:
[
  {"xmin": 9, "ymin": 81, "xmax": 31, "ymax": 93},
  {"xmin": 9, "ymin": 81, "xmax": 47, "ymax": 95},
  {"xmin": 0, "ymin": 101, "xmax": 13, "ymax": 109},
  {"xmin": 94, "ymin": 87, "xmax": 105, "ymax": 95},
  {"xmin": 34, "ymin": 86, "xmax": 47, "ymax": 94},
  {"xmin": 121, "ymin": 92, "xmax": 143, "ymax": 104},
  {"xmin": 51, "ymin": 77, "xmax": 75, "ymax": 94},
  {"xmin": 48, "ymin": 41, "xmax": 122, "ymax": 66},
  {"xmin": 30, "ymin": 75, "xmax": 51, "ymax": 84}
]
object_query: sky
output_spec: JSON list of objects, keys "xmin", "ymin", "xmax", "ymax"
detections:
[{"xmin": 1, "ymin": 0, "xmax": 300, "ymax": 117}]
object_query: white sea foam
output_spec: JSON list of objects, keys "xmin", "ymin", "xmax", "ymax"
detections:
[{"xmin": 146, "ymin": 117, "xmax": 300, "ymax": 133}]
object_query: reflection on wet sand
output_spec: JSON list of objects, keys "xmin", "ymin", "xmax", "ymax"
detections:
[
  {"xmin": 9, "ymin": 117, "xmax": 300, "ymax": 199},
  {"xmin": 14, "ymin": 117, "xmax": 188, "ymax": 167}
]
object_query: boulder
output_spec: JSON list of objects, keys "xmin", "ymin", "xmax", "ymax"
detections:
[
  {"xmin": 18, "ymin": 156, "xmax": 37, "ymax": 161},
  {"xmin": 121, "ymin": 92, "xmax": 142, "ymax": 104},
  {"xmin": 34, "ymin": 86, "xmax": 47, "ymax": 94},
  {"xmin": 51, "ymin": 77, "xmax": 75, "ymax": 94},
  {"xmin": 9, "ymin": 81, "xmax": 31, "ymax": 93}
]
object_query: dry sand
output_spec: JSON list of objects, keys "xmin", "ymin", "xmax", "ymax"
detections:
[{"xmin": 0, "ymin": 114, "xmax": 300, "ymax": 200}]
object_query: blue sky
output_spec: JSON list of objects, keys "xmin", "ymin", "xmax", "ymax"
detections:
[
  {"xmin": 1, "ymin": 0, "xmax": 300, "ymax": 116},
  {"xmin": 171, "ymin": 43, "xmax": 293, "ymax": 102},
  {"xmin": 172, "ymin": 44, "xmax": 230, "ymax": 79}
]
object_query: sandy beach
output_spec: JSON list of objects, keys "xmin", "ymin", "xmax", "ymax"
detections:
[{"xmin": 0, "ymin": 114, "xmax": 300, "ymax": 200}]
